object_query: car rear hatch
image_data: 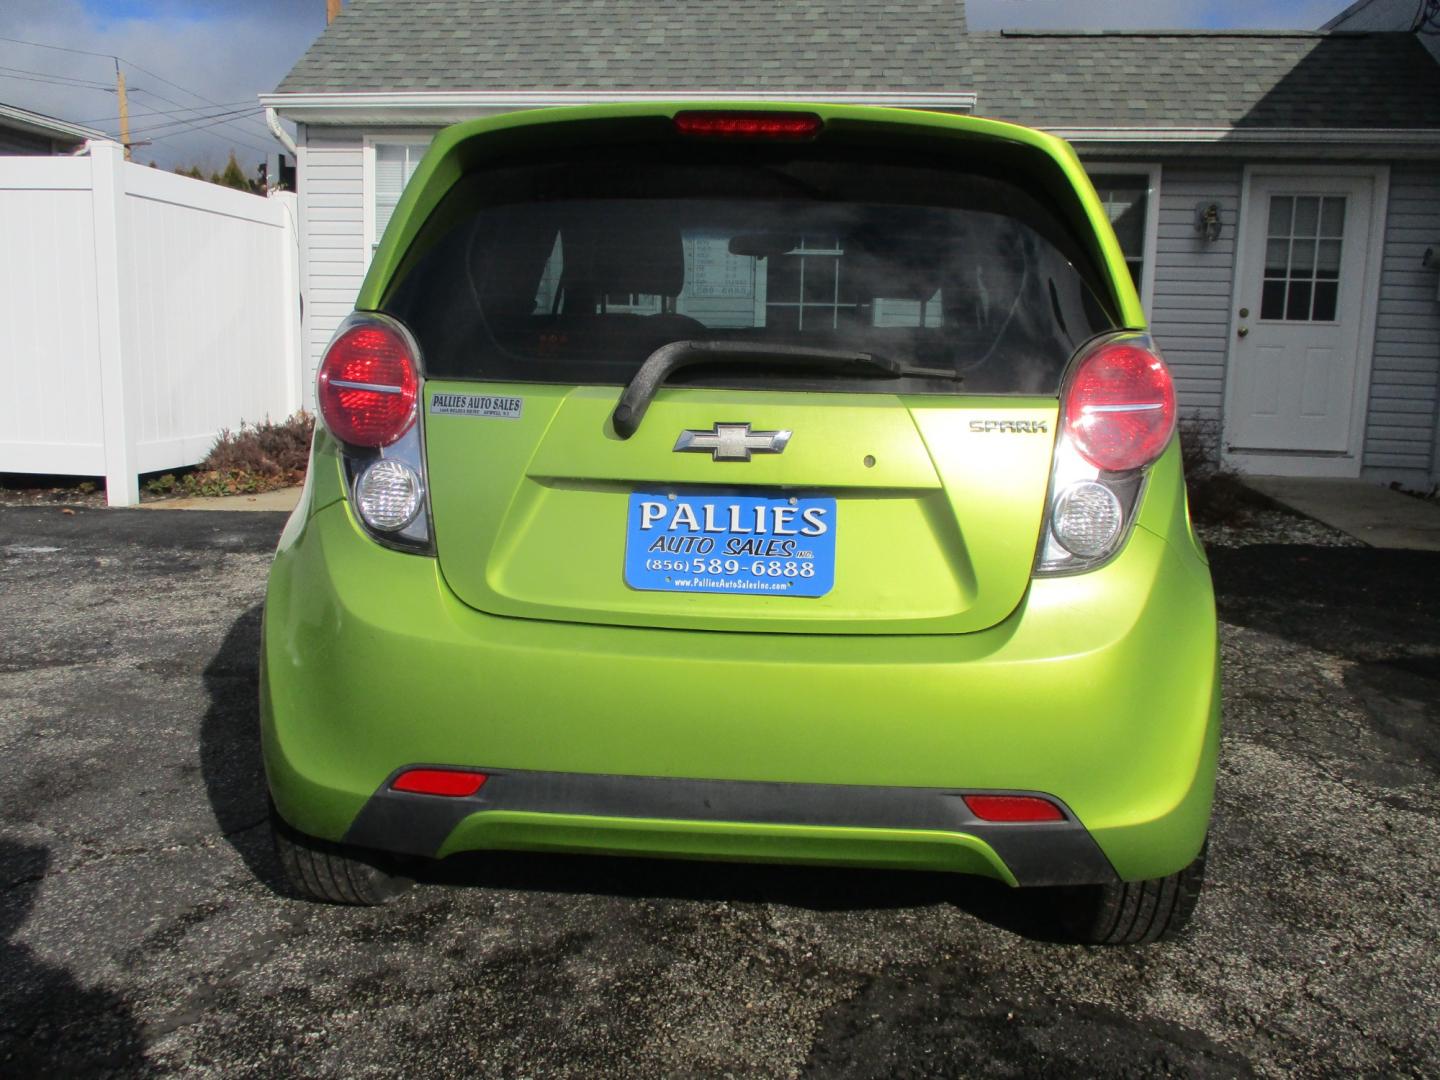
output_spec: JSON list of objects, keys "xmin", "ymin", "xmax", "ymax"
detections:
[{"xmin": 371, "ymin": 107, "xmax": 1129, "ymax": 635}]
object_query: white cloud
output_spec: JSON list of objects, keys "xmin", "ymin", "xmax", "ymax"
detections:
[{"xmin": 0, "ymin": 0, "xmax": 323, "ymax": 171}]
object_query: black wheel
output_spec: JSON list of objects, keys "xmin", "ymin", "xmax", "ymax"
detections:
[
  {"xmin": 270, "ymin": 802, "xmax": 413, "ymax": 905},
  {"xmin": 1054, "ymin": 839, "xmax": 1207, "ymax": 945}
]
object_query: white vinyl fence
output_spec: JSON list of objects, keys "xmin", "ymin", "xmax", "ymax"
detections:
[{"xmin": 0, "ymin": 140, "xmax": 302, "ymax": 505}]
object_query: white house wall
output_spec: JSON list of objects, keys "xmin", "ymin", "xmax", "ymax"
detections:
[
  {"xmin": 1363, "ymin": 164, "xmax": 1440, "ymax": 482},
  {"xmin": 297, "ymin": 124, "xmax": 368, "ymax": 402},
  {"xmin": 1146, "ymin": 164, "xmax": 1243, "ymax": 425}
]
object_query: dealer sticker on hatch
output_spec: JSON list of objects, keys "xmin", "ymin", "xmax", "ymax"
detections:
[
  {"xmin": 429, "ymin": 392, "xmax": 523, "ymax": 419},
  {"xmin": 624, "ymin": 491, "xmax": 836, "ymax": 597}
]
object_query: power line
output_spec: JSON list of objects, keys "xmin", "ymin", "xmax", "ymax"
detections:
[
  {"xmin": 129, "ymin": 86, "xmax": 273, "ymax": 148},
  {"xmin": 127, "ymin": 105, "xmax": 264, "ymax": 138},
  {"xmin": 127, "ymin": 87, "xmax": 273, "ymax": 155},
  {"xmin": 143, "ymin": 109, "xmax": 283, "ymax": 149},
  {"xmin": 0, "ymin": 33, "xmax": 277, "ymax": 152},
  {"xmin": 79, "ymin": 98, "xmax": 256, "ymax": 125},
  {"xmin": 0, "ymin": 62, "xmax": 113, "ymax": 90},
  {"xmin": 0, "ymin": 72, "xmax": 109, "ymax": 92},
  {"xmin": 0, "ymin": 35, "xmax": 119, "ymax": 61},
  {"xmin": 120, "ymin": 93, "xmax": 274, "ymax": 158}
]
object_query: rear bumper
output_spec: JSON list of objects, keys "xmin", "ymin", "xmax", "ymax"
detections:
[
  {"xmin": 262, "ymin": 496, "xmax": 1219, "ymax": 886},
  {"xmin": 346, "ymin": 767, "xmax": 1114, "ymax": 887}
]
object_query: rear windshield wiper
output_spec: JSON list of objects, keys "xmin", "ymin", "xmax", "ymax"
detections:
[{"xmin": 612, "ymin": 340, "xmax": 961, "ymax": 438}]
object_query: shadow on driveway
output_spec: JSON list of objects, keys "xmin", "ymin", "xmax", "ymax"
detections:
[
  {"xmin": 424, "ymin": 849, "xmax": 1076, "ymax": 941},
  {"xmin": 1209, "ymin": 544, "xmax": 1440, "ymax": 775},
  {"xmin": 200, "ymin": 603, "xmax": 287, "ymax": 896},
  {"xmin": 0, "ymin": 841, "xmax": 148, "ymax": 1072}
]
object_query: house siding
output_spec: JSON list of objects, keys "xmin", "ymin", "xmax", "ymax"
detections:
[
  {"xmin": 297, "ymin": 124, "xmax": 367, "ymax": 400},
  {"xmin": 1362, "ymin": 164, "xmax": 1440, "ymax": 483},
  {"xmin": 1146, "ymin": 164, "xmax": 1243, "ymax": 426}
]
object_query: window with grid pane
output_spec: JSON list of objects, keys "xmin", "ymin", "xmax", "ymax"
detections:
[
  {"xmin": 1260, "ymin": 195, "xmax": 1344, "ymax": 322},
  {"xmin": 1092, "ymin": 176, "xmax": 1149, "ymax": 298},
  {"xmin": 373, "ymin": 142, "xmax": 428, "ymax": 252},
  {"xmin": 764, "ymin": 237, "xmax": 861, "ymax": 332}
]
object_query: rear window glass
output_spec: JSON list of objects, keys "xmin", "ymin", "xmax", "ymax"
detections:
[{"xmin": 382, "ymin": 143, "xmax": 1117, "ymax": 395}]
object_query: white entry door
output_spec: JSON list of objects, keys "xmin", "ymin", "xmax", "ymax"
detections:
[{"xmin": 1225, "ymin": 170, "xmax": 1383, "ymax": 471}]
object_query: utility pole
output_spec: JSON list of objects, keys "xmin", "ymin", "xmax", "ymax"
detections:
[
  {"xmin": 115, "ymin": 63, "xmax": 131, "ymax": 161},
  {"xmin": 326, "ymin": 0, "xmax": 342, "ymax": 24}
]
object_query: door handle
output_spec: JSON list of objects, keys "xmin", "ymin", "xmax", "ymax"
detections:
[{"xmin": 1237, "ymin": 326, "xmax": 1249, "ymax": 338}]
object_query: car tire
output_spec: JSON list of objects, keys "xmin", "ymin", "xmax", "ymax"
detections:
[
  {"xmin": 270, "ymin": 802, "xmax": 413, "ymax": 905},
  {"xmin": 1055, "ymin": 839, "xmax": 1207, "ymax": 945}
]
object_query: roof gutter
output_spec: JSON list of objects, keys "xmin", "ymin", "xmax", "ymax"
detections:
[
  {"xmin": 260, "ymin": 89, "xmax": 978, "ymax": 125},
  {"xmin": 265, "ymin": 105, "xmax": 298, "ymax": 157},
  {"xmin": 0, "ymin": 102, "xmax": 105, "ymax": 144}
]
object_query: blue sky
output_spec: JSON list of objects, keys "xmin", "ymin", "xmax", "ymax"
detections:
[{"xmin": 1, "ymin": 1, "xmax": 1353, "ymax": 170}]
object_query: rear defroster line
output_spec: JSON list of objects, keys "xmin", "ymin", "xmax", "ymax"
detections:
[{"xmin": 344, "ymin": 766, "xmax": 1117, "ymax": 887}]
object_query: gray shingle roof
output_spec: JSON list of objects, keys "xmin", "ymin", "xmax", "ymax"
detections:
[
  {"xmin": 277, "ymin": 0, "xmax": 970, "ymax": 94},
  {"xmin": 968, "ymin": 31, "xmax": 1440, "ymax": 128},
  {"xmin": 275, "ymin": 2, "xmax": 1440, "ymax": 130}
]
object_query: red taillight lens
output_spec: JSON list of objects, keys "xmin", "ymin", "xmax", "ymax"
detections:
[
  {"xmin": 391, "ymin": 769, "xmax": 487, "ymax": 797},
  {"xmin": 317, "ymin": 321, "xmax": 419, "ymax": 448},
  {"xmin": 963, "ymin": 794, "xmax": 1065, "ymax": 823},
  {"xmin": 1063, "ymin": 340, "xmax": 1176, "ymax": 472},
  {"xmin": 674, "ymin": 111, "xmax": 823, "ymax": 139}
]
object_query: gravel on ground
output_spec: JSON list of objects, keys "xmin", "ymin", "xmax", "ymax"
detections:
[{"xmin": 1, "ymin": 506, "xmax": 1435, "ymax": 1078}]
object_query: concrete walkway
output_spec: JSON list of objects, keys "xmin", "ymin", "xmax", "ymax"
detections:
[
  {"xmin": 138, "ymin": 486, "xmax": 300, "ymax": 513},
  {"xmin": 1245, "ymin": 476, "xmax": 1440, "ymax": 551}
]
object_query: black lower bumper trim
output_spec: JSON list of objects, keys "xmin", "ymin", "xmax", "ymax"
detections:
[{"xmin": 343, "ymin": 766, "xmax": 1118, "ymax": 887}]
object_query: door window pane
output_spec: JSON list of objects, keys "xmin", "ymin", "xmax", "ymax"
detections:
[
  {"xmin": 1285, "ymin": 281, "xmax": 1312, "ymax": 321},
  {"xmin": 1259, "ymin": 193, "xmax": 1345, "ymax": 322},
  {"xmin": 1265, "ymin": 239, "xmax": 1290, "ymax": 278},
  {"xmin": 1267, "ymin": 196, "xmax": 1293, "ymax": 237},
  {"xmin": 1261, "ymin": 280, "xmax": 1287, "ymax": 320},
  {"xmin": 1290, "ymin": 239, "xmax": 1316, "ymax": 276},
  {"xmin": 1320, "ymin": 198, "xmax": 1345, "ymax": 237},
  {"xmin": 1292, "ymin": 196, "xmax": 1320, "ymax": 237},
  {"xmin": 1316, "ymin": 239, "xmax": 1341, "ymax": 280}
]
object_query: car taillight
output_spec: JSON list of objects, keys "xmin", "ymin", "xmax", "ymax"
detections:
[
  {"xmin": 1063, "ymin": 340, "xmax": 1176, "ymax": 472},
  {"xmin": 1035, "ymin": 334, "xmax": 1174, "ymax": 576},
  {"xmin": 317, "ymin": 320, "xmax": 419, "ymax": 448},
  {"xmin": 320, "ymin": 313, "xmax": 433, "ymax": 555},
  {"xmin": 674, "ymin": 111, "xmax": 823, "ymax": 139}
]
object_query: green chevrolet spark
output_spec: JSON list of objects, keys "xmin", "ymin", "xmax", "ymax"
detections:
[{"xmin": 262, "ymin": 103, "xmax": 1218, "ymax": 944}]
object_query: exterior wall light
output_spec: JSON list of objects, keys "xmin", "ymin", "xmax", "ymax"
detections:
[{"xmin": 1194, "ymin": 202, "xmax": 1222, "ymax": 243}]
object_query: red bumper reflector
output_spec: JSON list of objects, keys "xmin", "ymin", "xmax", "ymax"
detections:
[
  {"xmin": 391, "ymin": 769, "xmax": 488, "ymax": 797},
  {"xmin": 674, "ymin": 111, "xmax": 823, "ymax": 139},
  {"xmin": 963, "ymin": 794, "xmax": 1065, "ymax": 823}
]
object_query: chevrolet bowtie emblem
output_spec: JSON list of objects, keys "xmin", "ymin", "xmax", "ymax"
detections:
[{"xmin": 674, "ymin": 423, "xmax": 792, "ymax": 462}]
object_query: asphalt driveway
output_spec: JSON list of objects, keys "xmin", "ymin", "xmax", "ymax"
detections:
[{"xmin": 1, "ymin": 506, "xmax": 1436, "ymax": 1077}]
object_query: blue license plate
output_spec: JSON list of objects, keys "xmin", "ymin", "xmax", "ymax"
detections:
[{"xmin": 624, "ymin": 491, "xmax": 836, "ymax": 597}]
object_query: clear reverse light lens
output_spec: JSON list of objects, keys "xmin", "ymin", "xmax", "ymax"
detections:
[
  {"xmin": 355, "ymin": 459, "xmax": 422, "ymax": 531},
  {"xmin": 1051, "ymin": 480, "xmax": 1123, "ymax": 558}
]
